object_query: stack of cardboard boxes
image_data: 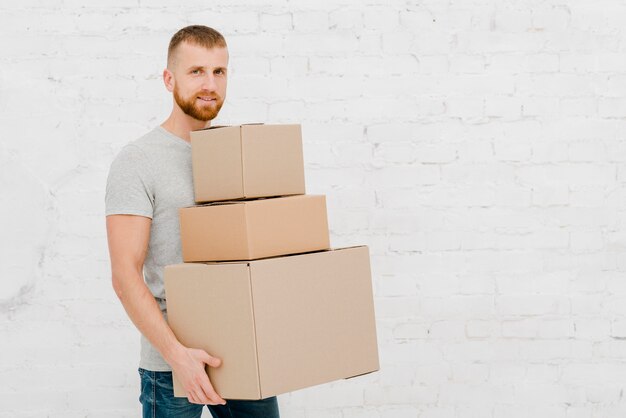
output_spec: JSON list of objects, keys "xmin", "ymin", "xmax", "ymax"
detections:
[{"xmin": 164, "ymin": 124, "xmax": 379, "ymax": 400}]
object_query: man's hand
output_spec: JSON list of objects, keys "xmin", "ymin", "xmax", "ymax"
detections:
[{"xmin": 169, "ymin": 346, "xmax": 226, "ymax": 405}]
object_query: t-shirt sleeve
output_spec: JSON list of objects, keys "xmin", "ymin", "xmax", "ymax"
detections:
[{"xmin": 105, "ymin": 144, "xmax": 155, "ymax": 218}]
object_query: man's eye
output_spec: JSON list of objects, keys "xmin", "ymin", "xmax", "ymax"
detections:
[{"xmin": 191, "ymin": 69, "xmax": 201, "ymax": 75}]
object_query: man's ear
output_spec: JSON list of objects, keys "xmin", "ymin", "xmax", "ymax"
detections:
[{"xmin": 163, "ymin": 68, "xmax": 174, "ymax": 92}]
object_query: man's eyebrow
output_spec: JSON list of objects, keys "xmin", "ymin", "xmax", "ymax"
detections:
[{"xmin": 186, "ymin": 65, "xmax": 227, "ymax": 72}]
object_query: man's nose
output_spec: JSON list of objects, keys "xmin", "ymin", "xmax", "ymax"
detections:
[{"xmin": 201, "ymin": 74, "xmax": 218, "ymax": 91}]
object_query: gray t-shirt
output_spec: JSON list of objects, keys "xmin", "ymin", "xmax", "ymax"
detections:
[{"xmin": 105, "ymin": 126, "xmax": 194, "ymax": 371}]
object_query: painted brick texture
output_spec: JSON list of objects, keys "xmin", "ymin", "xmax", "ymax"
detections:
[{"xmin": 1, "ymin": 1, "xmax": 626, "ymax": 417}]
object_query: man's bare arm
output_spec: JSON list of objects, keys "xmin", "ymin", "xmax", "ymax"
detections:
[{"xmin": 106, "ymin": 214, "xmax": 225, "ymax": 405}]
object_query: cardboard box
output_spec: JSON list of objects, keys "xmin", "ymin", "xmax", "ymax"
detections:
[
  {"xmin": 179, "ymin": 195, "xmax": 330, "ymax": 262},
  {"xmin": 165, "ymin": 246, "xmax": 379, "ymax": 400},
  {"xmin": 191, "ymin": 124, "xmax": 306, "ymax": 203}
]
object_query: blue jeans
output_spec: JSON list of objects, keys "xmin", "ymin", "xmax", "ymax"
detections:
[{"xmin": 139, "ymin": 368, "xmax": 280, "ymax": 418}]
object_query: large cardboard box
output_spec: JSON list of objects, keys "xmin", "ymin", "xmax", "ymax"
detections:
[
  {"xmin": 165, "ymin": 246, "xmax": 379, "ymax": 400},
  {"xmin": 191, "ymin": 124, "xmax": 306, "ymax": 203},
  {"xmin": 179, "ymin": 195, "xmax": 330, "ymax": 262}
]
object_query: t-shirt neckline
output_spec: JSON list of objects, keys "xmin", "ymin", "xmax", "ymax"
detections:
[{"xmin": 156, "ymin": 126, "xmax": 191, "ymax": 148}]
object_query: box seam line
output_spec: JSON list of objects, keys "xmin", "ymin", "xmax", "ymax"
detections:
[
  {"xmin": 243, "ymin": 203, "xmax": 252, "ymax": 259},
  {"xmin": 248, "ymin": 264, "xmax": 262, "ymax": 399},
  {"xmin": 240, "ymin": 126, "xmax": 246, "ymax": 198}
]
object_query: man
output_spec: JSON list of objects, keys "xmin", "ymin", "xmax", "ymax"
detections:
[{"xmin": 105, "ymin": 25, "xmax": 280, "ymax": 418}]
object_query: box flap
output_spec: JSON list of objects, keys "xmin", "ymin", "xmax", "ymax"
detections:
[
  {"xmin": 165, "ymin": 263, "xmax": 261, "ymax": 400},
  {"xmin": 244, "ymin": 195, "xmax": 330, "ymax": 259},
  {"xmin": 190, "ymin": 127, "xmax": 244, "ymax": 202},
  {"xmin": 179, "ymin": 204, "xmax": 250, "ymax": 262},
  {"xmin": 186, "ymin": 196, "xmax": 297, "ymax": 209},
  {"xmin": 240, "ymin": 124, "xmax": 306, "ymax": 198},
  {"xmin": 183, "ymin": 201, "xmax": 243, "ymax": 209},
  {"xmin": 193, "ymin": 123, "xmax": 265, "ymax": 132},
  {"xmin": 248, "ymin": 246, "xmax": 379, "ymax": 397}
]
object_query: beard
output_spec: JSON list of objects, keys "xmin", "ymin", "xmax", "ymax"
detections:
[{"xmin": 173, "ymin": 86, "xmax": 224, "ymax": 122}]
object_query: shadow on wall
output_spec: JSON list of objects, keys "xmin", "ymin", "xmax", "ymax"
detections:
[{"xmin": 0, "ymin": 147, "xmax": 54, "ymax": 312}]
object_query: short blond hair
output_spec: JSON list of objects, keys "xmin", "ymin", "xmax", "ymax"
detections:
[{"xmin": 167, "ymin": 25, "xmax": 227, "ymax": 68}]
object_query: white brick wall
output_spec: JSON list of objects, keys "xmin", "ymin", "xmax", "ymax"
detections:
[{"xmin": 2, "ymin": 1, "xmax": 626, "ymax": 417}]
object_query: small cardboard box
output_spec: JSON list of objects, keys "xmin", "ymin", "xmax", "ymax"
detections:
[
  {"xmin": 164, "ymin": 246, "xmax": 379, "ymax": 400},
  {"xmin": 179, "ymin": 195, "xmax": 330, "ymax": 262},
  {"xmin": 191, "ymin": 124, "xmax": 306, "ymax": 203}
]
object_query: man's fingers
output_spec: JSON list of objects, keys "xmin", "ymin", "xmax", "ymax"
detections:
[
  {"xmin": 189, "ymin": 390, "xmax": 222, "ymax": 406},
  {"xmin": 208, "ymin": 355, "xmax": 222, "ymax": 368},
  {"xmin": 198, "ymin": 350, "xmax": 222, "ymax": 368},
  {"xmin": 189, "ymin": 389, "xmax": 210, "ymax": 405},
  {"xmin": 179, "ymin": 348, "xmax": 225, "ymax": 405},
  {"xmin": 198, "ymin": 377, "xmax": 226, "ymax": 405},
  {"xmin": 187, "ymin": 392, "xmax": 199, "ymax": 404},
  {"xmin": 206, "ymin": 356, "xmax": 222, "ymax": 367}
]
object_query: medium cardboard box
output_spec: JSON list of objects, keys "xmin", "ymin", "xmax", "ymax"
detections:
[
  {"xmin": 164, "ymin": 246, "xmax": 379, "ymax": 400},
  {"xmin": 179, "ymin": 195, "xmax": 330, "ymax": 262},
  {"xmin": 191, "ymin": 124, "xmax": 306, "ymax": 203}
]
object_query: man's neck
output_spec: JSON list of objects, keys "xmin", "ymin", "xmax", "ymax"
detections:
[{"xmin": 161, "ymin": 112, "xmax": 210, "ymax": 142}]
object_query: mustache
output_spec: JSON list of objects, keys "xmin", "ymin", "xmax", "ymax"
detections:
[{"xmin": 196, "ymin": 91, "xmax": 220, "ymax": 99}]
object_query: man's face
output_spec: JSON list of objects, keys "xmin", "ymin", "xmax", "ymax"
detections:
[{"xmin": 169, "ymin": 42, "xmax": 229, "ymax": 121}]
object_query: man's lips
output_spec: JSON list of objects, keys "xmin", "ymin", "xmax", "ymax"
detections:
[{"xmin": 198, "ymin": 96, "xmax": 217, "ymax": 102}]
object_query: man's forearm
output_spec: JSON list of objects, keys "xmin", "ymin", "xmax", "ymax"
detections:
[{"xmin": 114, "ymin": 272, "xmax": 183, "ymax": 364}]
